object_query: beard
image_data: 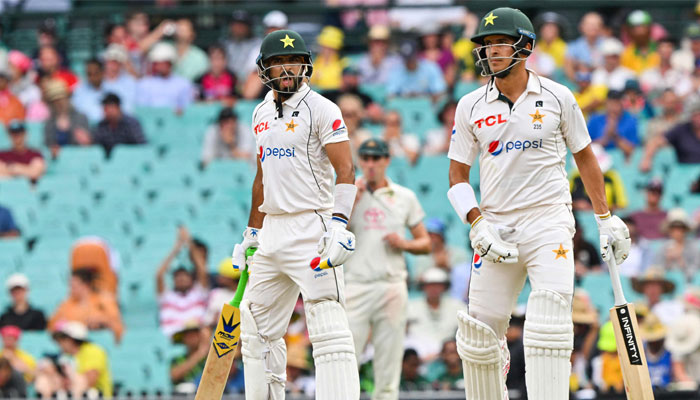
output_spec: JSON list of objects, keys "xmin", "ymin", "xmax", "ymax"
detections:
[{"xmin": 271, "ymin": 74, "xmax": 303, "ymax": 94}]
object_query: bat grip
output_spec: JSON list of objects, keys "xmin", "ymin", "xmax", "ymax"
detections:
[
  {"xmin": 604, "ymin": 237, "xmax": 628, "ymax": 307},
  {"xmin": 231, "ymin": 247, "xmax": 256, "ymax": 308}
]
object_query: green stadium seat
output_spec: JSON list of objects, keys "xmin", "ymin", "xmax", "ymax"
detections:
[
  {"xmin": 103, "ymin": 145, "xmax": 157, "ymax": 175},
  {"xmin": 35, "ymin": 175, "xmax": 84, "ymax": 202},
  {"xmin": 234, "ymin": 100, "xmax": 260, "ymax": 127},
  {"xmin": 386, "ymin": 97, "xmax": 440, "ymax": 139},
  {"xmin": 681, "ymin": 195, "xmax": 700, "ymax": 215},
  {"xmin": 453, "ymin": 80, "xmax": 482, "ymax": 99},
  {"xmin": 48, "ymin": 146, "xmax": 105, "ymax": 176},
  {"xmin": 25, "ymin": 121, "xmax": 45, "ymax": 149},
  {"xmin": 360, "ymin": 84, "xmax": 387, "ymax": 104},
  {"xmin": 0, "ymin": 178, "xmax": 35, "ymax": 207},
  {"xmin": 181, "ymin": 103, "xmax": 222, "ymax": 127},
  {"xmin": 20, "ymin": 331, "xmax": 59, "ymax": 359},
  {"xmin": 579, "ymin": 272, "xmax": 613, "ymax": 324},
  {"xmin": 665, "ymin": 269, "xmax": 685, "ymax": 300}
]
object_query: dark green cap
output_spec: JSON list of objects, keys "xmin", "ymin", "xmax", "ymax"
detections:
[
  {"xmin": 358, "ymin": 138, "xmax": 390, "ymax": 157},
  {"xmin": 471, "ymin": 7, "xmax": 536, "ymax": 45},
  {"xmin": 257, "ymin": 29, "xmax": 311, "ymax": 64}
]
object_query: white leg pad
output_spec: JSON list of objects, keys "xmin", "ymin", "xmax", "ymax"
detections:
[
  {"xmin": 306, "ymin": 300, "xmax": 360, "ymax": 400},
  {"xmin": 456, "ymin": 310, "xmax": 509, "ymax": 400},
  {"xmin": 523, "ymin": 289, "xmax": 573, "ymax": 400},
  {"xmin": 240, "ymin": 299, "xmax": 286, "ymax": 400}
]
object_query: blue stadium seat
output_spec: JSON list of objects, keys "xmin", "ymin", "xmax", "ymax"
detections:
[
  {"xmin": 103, "ymin": 145, "xmax": 157, "ymax": 175},
  {"xmin": 0, "ymin": 178, "xmax": 35, "ymax": 208},
  {"xmin": 386, "ymin": 97, "xmax": 440, "ymax": 139},
  {"xmin": 234, "ymin": 100, "xmax": 260, "ymax": 127},
  {"xmin": 579, "ymin": 272, "xmax": 614, "ymax": 324},
  {"xmin": 360, "ymin": 84, "xmax": 387, "ymax": 104},
  {"xmin": 20, "ymin": 331, "xmax": 60, "ymax": 359},
  {"xmin": 48, "ymin": 146, "xmax": 105, "ymax": 176}
]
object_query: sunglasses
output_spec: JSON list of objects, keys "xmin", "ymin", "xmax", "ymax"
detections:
[{"xmin": 360, "ymin": 155, "xmax": 385, "ymax": 161}]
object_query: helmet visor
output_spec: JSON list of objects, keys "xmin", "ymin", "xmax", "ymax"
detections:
[
  {"xmin": 472, "ymin": 36, "xmax": 534, "ymax": 77},
  {"xmin": 258, "ymin": 57, "xmax": 312, "ymax": 94}
]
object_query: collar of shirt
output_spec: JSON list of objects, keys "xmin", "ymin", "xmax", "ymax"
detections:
[
  {"xmin": 264, "ymin": 82, "xmax": 311, "ymax": 108},
  {"xmin": 369, "ymin": 178, "xmax": 397, "ymax": 197},
  {"xmin": 485, "ymin": 69, "xmax": 542, "ymax": 104}
]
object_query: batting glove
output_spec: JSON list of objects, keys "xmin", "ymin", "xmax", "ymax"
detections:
[
  {"xmin": 317, "ymin": 216, "xmax": 355, "ymax": 268},
  {"xmin": 596, "ymin": 213, "xmax": 630, "ymax": 265},
  {"xmin": 469, "ymin": 216, "xmax": 519, "ymax": 264},
  {"xmin": 232, "ymin": 227, "xmax": 260, "ymax": 270}
]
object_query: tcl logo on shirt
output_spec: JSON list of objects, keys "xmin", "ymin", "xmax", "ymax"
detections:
[
  {"xmin": 474, "ymin": 114, "xmax": 507, "ymax": 129},
  {"xmin": 254, "ymin": 121, "xmax": 270, "ymax": 135}
]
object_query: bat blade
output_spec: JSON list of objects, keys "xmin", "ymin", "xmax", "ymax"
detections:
[
  {"xmin": 609, "ymin": 303, "xmax": 655, "ymax": 400},
  {"xmin": 194, "ymin": 303, "xmax": 241, "ymax": 400}
]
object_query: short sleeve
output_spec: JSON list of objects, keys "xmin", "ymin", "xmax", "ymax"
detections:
[
  {"xmin": 405, "ymin": 190, "xmax": 426, "ymax": 228},
  {"xmin": 77, "ymin": 345, "xmax": 107, "ymax": 373},
  {"xmin": 560, "ymin": 89, "xmax": 591, "ymax": 154},
  {"xmin": 316, "ymin": 101, "xmax": 349, "ymax": 146},
  {"xmin": 447, "ymin": 98, "xmax": 479, "ymax": 165}
]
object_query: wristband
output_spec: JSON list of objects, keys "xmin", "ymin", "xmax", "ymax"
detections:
[
  {"xmin": 447, "ymin": 182, "xmax": 479, "ymax": 224},
  {"xmin": 333, "ymin": 183, "xmax": 357, "ymax": 220},
  {"xmin": 594, "ymin": 212, "xmax": 611, "ymax": 224}
]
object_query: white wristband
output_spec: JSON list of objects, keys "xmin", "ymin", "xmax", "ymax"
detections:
[
  {"xmin": 333, "ymin": 183, "xmax": 357, "ymax": 220},
  {"xmin": 594, "ymin": 212, "xmax": 611, "ymax": 225},
  {"xmin": 447, "ymin": 182, "xmax": 479, "ymax": 225}
]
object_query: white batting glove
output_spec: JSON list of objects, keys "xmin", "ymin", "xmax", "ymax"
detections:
[
  {"xmin": 317, "ymin": 217, "xmax": 355, "ymax": 267},
  {"xmin": 596, "ymin": 213, "xmax": 630, "ymax": 265},
  {"xmin": 469, "ymin": 216, "xmax": 519, "ymax": 264},
  {"xmin": 232, "ymin": 227, "xmax": 260, "ymax": 270}
]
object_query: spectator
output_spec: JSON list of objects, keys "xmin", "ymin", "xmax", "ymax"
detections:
[
  {"xmin": 621, "ymin": 10, "xmax": 660, "ymax": 75},
  {"xmin": 570, "ymin": 143, "xmax": 627, "ymax": 211},
  {"xmin": 645, "ymin": 89, "xmax": 682, "ymax": 143},
  {"xmin": 0, "ymin": 120, "xmax": 46, "ymax": 182},
  {"xmin": 43, "ymin": 79, "xmax": 91, "ymax": 157},
  {"xmin": 425, "ymin": 340, "xmax": 463, "ymax": 391},
  {"xmin": 640, "ymin": 99, "xmax": 700, "ymax": 171},
  {"xmin": 92, "ymin": 93, "xmax": 146, "ymax": 156},
  {"xmin": 310, "ymin": 26, "xmax": 345, "ymax": 91},
  {"xmin": 322, "ymin": 66, "xmax": 373, "ymax": 107},
  {"xmin": 0, "ymin": 68, "xmax": 25, "ymax": 124},
  {"xmin": 592, "ymin": 38, "xmax": 635, "ymax": 92},
  {"xmin": 135, "ymin": 42, "xmax": 194, "ymax": 113},
  {"xmin": 35, "ymin": 322, "xmax": 112, "ymax": 398},
  {"xmin": 381, "ymin": 111, "xmax": 420, "ymax": 165},
  {"xmin": 201, "ymin": 108, "xmax": 254, "ymax": 166},
  {"xmin": 0, "ymin": 274, "xmax": 46, "ymax": 330},
  {"xmin": 174, "ymin": 19, "xmax": 209, "ymax": 82},
  {"xmin": 222, "ymin": 10, "xmax": 261, "ymax": 85},
  {"xmin": 156, "ymin": 226, "xmax": 209, "ymax": 337},
  {"xmin": 399, "ymin": 349, "xmax": 430, "ymax": 391},
  {"xmin": 7, "ymin": 50, "xmax": 44, "ymax": 120},
  {"xmin": 655, "ymin": 208, "xmax": 700, "ymax": 279},
  {"xmin": 641, "ymin": 313, "xmax": 674, "ymax": 389},
  {"xmin": 357, "ymin": 25, "xmax": 401, "ymax": 86},
  {"xmin": 632, "ymin": 267, "xmax": 684, "ymax": 326},
  {"xmin": 195, "ymin": 45, "xmax": 237, "ymax": 103},
  {"xmin": 387, "ymin": 39, "xmax": 446, "ymax": 101},
  {"xmin": 592, "ymin": 321, "xmax": 625, "ymax": 394},
  {"xmin": 620, "ymin": 217, "xmax": 653, "ymax": 278},
  {"xmin": 70, "ymin": 237, "xmax": 120, "ymax": 297},
  {"xmin": 572, "ymin": 218, "xmax": 602, "ymax": 283},
  {"xmin": 641, "ymin": 38, "xmax": 693, "ymax": 98},
  {"xmin": 285, "ymin": 345, "xmax": 314, "ymax": 396},
  {"xmin": 36, "ymin": 45, "xmax": 78, "ymax": 91},
  {"xmin": 49, "ymin": 269, "xmax": 124, "ymax": 342},
  {"xmin": 0, "ymin": 326, "xmax": 35, "ymax": 383},
  {"xmin": 629, "ymin": 179, "xmax": 667, "ymax": 240},
  {"xmin": 203, "ymin": 258, "xmax": 239, "ymax": 328},
  {"xmin": 671, "ymin": 24, "xmax": 700, "ymax": 74},
  {"xmin": 0, "ymin": 357, "xmax": 25, "ymax": 398},
  {"xmin": 0, "ymin": 205, "xmax": 19, "ymax": 237},
  {"xmin": 101, "ymin": 44, "xmax": 137, "ymax": 113},
  {"xmin": 34, "ymin": 20, "xmax": 68, "ymax": 68},
  {"xmin": 587, "ymin": 90, "xmax": 639, "ymax": 157},
  {"xmin": 505, "ymin": 307, "xmax": 527, "ymax": 399},
  {"xmin": 570, "ymin": 291, "xmax": 599, "ymax": 396},
  {"xmin": 533, "ymin": 12, "xmax": 567, "ymax": 70},
  {"xmin": 424, "ymin": 100, "xmax": 457, "ymax": 155},
  {"xmin": 413, "ymin": 217, "xmax": 468, "ymax": 289},
  {"xmin": 565, "ymin": 12, "xmax": 604, "ymax": 80},
  {"xmin": 124, "ymin": 12, "xmax": 171, "ymax": 75},
  {"xmin": 406, "ymin": 268, "xmax": 467, "ymax": 360},
  {"xmin": 573, "ymin": 62, "xmax": 607, "ymax": 118},
  {"xmin": 418, "ymin": 24, "xmax": 457, "ymax": 88},
  {"xmin": 170, "ymin": 321, "xmax": 208, "ymax": 390},
  {"xmin": 71, "ymin": 59, "xmax": 107, "ymax": 124},
  {"xmin": 622, "ymin": 79, "xmax": 654, "ymax": 121},
  {"xmin": 666, "ymin": 296, "xmax": 700, "ymax": 384},
  {"xmin": 337, "ymin": 94, "xmax": 372, "ymax": 162}
]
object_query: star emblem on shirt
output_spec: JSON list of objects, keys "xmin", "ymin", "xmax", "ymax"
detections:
[
  {"xmin": 280, "ymin": 34, "xmax": 295, "ymax": 48},
  {"xmin": 529, "ymin": 109, "xmax": 545, "ymax": 124},
  {"xmin": 553, "ymin": 244, "xmax": 569, "ymax": 260},
  {"xmin": 484, "ymin": 12, "xmax": 498, "ymax": 26},
  {"xmin": 285, "ymin": 119, "xmax": 298, "ymax": 132}
]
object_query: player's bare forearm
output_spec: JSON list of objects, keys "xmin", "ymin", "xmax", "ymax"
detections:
[
  {"xmin": 326, "ymin": 141, "xmax": 355, "ymax": 219},
  {"xmin": 573, "ymin": 144, "xmax": 609, "ymax": 215},
  {"xmin": 405, "ymin": 222, "xmax": 431, "ymax": 254},
  {"xmin": 448, "ymin": 160, "xmax": 481, "ymax": 224},
  {"xmin": 247, "ymin": 159, "xmax": 266, "ymax": 229}
]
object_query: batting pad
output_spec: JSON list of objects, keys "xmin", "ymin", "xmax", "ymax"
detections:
[
  {"xmin": 306, "ymin": 300, "xmax": 360, "ymax": 400},
  {"xmin": 456, "ymin": 311, "xmax": 508, "ymax": 400},
  {"xmin": 240, "ymin": 300, "xmax": 286, "ymax": 400},
  {"xmin": 524, "ymin": 289, "xmax": 573, "ymax": 400}
]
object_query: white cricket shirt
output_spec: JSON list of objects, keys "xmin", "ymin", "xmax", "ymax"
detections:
[
  {"xmin": 346, "ymin": 180, "xmax": 425, "ymax": 283},
  {"xmin": 252, "ymin": 83, "xmax": 349, "ymax": 215},
  {"xmin": 448, "ymin": 70, "xmax": 591, "ymax": 213}
]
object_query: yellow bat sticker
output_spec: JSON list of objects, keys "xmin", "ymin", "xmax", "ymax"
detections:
[{"xmin": 212, "ymin": 303, "xmax": 241, "ymax": 358}]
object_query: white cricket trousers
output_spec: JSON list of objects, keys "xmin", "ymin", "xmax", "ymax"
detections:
[{"xmin": 345, "ymin": 280, "xmax": 407, "ymax": 400}]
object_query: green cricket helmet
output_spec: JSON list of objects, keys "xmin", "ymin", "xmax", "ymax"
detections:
[
  {"xmin": 471, "ymin": 7, "xmax": 536, "ymax": 78},
  {"xmin": 256, "ymin": 29, "xmax": 313, "ymax": 94}
]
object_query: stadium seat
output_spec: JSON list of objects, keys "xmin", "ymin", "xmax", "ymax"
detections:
[
  {"xmin": 104, "ymin": 145, "xmax": 157, "ymax": 174},
  {"xmin": 386, "ymin": 97, "xmax": 441, "ymax": 139},
  {"xmin": 579, "ymin": 272, "xmax": 614, "ymax": 324},
  {"xmin": 360, "ymin": 84, "xmax": 387, "ymax": 104},
  {"xmin": 48, "ymin": 146, "xmax": 105, "ymax": 176},
  {"xmin": 234, "ymin": 100, "xmax": 260, "ymax": 127},
  {"xmin": 0, "ymin": 178, "xmax": 35, "ymax": 207},
  {"xmin": 20, "ymin": 331, "xmax": 59, "ymax": 360}
]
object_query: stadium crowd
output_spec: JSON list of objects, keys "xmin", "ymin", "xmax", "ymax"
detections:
[{"xmin": 2, "ymin": 2, "xmax": 700, "ymax": 399}]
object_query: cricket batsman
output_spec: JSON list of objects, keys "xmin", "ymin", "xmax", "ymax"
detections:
[
  {"xmin": 446, "ymin": 8, "xmax": 631, "ymax": 399},
  {"xmin": 344, "ymin": 138, "xmax": 431, "ymax": 400},
  {"xmin": 231, "ymin": 29, "xmax": 360, "ymax": 399}
]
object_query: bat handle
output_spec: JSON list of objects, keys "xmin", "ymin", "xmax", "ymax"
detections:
[
  {"xmin": 231, "ymin": 247, "xmax": 256, "ymax": 308},
  {"xmin": 603, "ymin": 236, "xmax": 628, "ymax": 307}
]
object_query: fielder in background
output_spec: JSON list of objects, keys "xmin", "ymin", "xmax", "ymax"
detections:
[
  {"xmin": 446, "ymin": 7, "xmax": 631, "ymax": 399},
  {"xmin": 344, "ymin": 138, "xmax": 430, "ymax": 400},
  {"xmin": 231, "ymin": 29, "xmax": 360, "ymax": 399}
]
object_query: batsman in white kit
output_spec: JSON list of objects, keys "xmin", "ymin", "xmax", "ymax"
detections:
[
  {"xmin": 344, "ymin": 138, "xmax": 431, "ymax": 400},
  {"xmin": 446, "ymin": 8, "xmax": 632, "ymax": 399},
  {"xmin": 231, "ymin": 29, "xmax": 360, "ymax": 399}
]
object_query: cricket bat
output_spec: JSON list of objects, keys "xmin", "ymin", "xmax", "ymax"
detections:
[
  {"xmin": 604, "ymin": 237, "xmax": 655, "ymax": 399},
  {"xmin": 194, "ymin": 247, "xmax": 255, "ymax": 400}
]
